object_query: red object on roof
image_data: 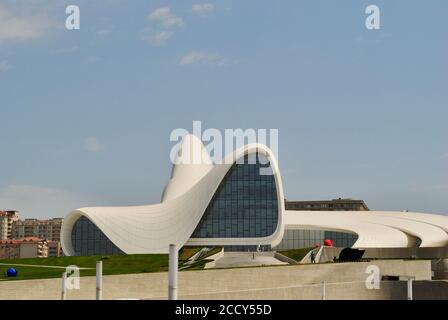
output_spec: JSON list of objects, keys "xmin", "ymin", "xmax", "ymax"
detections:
[{"xmin": 323, "ymin": 239, "xmax": 334, "ymax": 247}]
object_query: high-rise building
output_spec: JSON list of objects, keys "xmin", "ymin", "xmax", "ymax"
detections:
[
  {"xmin": 12, "ymin": 218, "xmax": 63, "ymax": 241},
  {"xmin": 0, "ymin": 211, "xmax": 19, "ymax": 240}
]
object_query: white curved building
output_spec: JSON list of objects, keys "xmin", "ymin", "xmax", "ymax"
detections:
[{"xmin": 61, "ymin": 135, "xmax": 448, "ymax": 255}]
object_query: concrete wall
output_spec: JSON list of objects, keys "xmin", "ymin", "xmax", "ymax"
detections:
[
  {"xmin": 0, "ymin": 260, "xmax": 433, "ymax": 300},
  {"xmin": 361, "ymin": 247, "xmax": 448, "ymax": 280},
  {"xmin": 363, "ymin": 247, "xmax": 448, "ymax": 259},
  {"xmin": 179, "ymin": 280, "xmax": 448, "ymax": 300}
]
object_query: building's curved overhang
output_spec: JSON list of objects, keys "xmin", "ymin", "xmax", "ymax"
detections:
[
  {"xmin": 283, "ymin": 210, "xmax": 448, "ymax": 248},
  {"xmin": 61, "ymin": 141, "xmax": 285, "ymax": 255}
]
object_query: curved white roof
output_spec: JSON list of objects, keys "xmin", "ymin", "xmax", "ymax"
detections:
[
  {"xmin": 61, "ymin": 136, "xmax": 285, "ymax": 254},
  {"xmin": 61, "ymin": 135, "xmax": 448, "ymax": 255},
  {"xmin": 283, "ymin": 211, "xmax": 448, "ymax": 248},
  {"xmin": 161, "ymin": 134, "xmax": 214, "ymax": 202}
]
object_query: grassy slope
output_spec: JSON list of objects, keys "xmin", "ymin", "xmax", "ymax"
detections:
[
  {"xmin": 278, "ymin": 248, "xmax": 314, "ymax": 262},
  {"xmin": 0, "ymin": 254, "xmax": 168, "ymax": 281},
  {"xmin": 181, "ymin": 247, "xmax": 223, "ymax": 271},
  {"xmin": 179, "ymin": 247, "xmax": 202, "ymax": 261},
  {"xmin": 0, "ymin": 247, "xmax": 224, "ymax": 281}
]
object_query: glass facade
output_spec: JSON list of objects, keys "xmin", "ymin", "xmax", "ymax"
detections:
[
  {"xmin": 324, "ymin": 231, "xmax": 358, "ymax": 248},
  {"xmin": 274, "ymin": 229, "xmax": 358, "ymax": 250},
  {"xmin": 222, "ymin": 245, "xmax": 271, "ymax": 252},
  {"xmin": 191, "ymin": 153, "xmax": 279, "ymax": 239},
  {"xmin": 71, "ymin": 216, "xmax": 124, "ymax": 256}
]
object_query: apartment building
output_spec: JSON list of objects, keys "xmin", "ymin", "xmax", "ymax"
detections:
[
  {"xmin": 0, "ymin": 237, "xmax": 48, "ymax": 259},
  {"xmin": 0, "ymin": 211, "xmax": 19, "ymax": 240},
  {"xmin": 47, "ymin": 240, "xmax": 63, "ymax": 257},
  {"xmin": 12, "ymin": 218, "xmax": 63, "ymax": 241}
]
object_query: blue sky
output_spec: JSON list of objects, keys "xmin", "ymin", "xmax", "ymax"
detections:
[{"xmin": 0, "ymin": 0, "xmax": 447, "ymax": 218}]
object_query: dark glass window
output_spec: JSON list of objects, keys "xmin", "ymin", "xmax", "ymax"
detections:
[
  {"xmin": 324, "ymin": 231, "xmax": 358, "ymax": 248},
  {"xmin": 71, "ymin": 216, "xmax": 124, "ymax": 256},
  {"xmin": 191, "ymin": 153, "xmax": 279, "ymax": 238},
  {"xmin": 274, "ymin": 229, "xmax": 358, "ymax": 250}
]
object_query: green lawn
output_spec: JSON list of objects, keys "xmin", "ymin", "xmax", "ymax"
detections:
[
  {"xmin": 179, "ymin": 247, "xmax": 202, "ymax": 261},
  {"xmin": 278, "ymin": 248, "xmax": 314, "ymax": 262},
  {"xmin": 0, "ymin": 247, "xmax": 224, "ymax": 281},
  {"xmin": 0, "ymin": 254, "xmax": 168, "ymax": 281},
  {"xmin": 180, "ymin": 247, "xmax": 223, "ymax": 271}
]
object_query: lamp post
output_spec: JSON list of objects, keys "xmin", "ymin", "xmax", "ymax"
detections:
[
  {"xmin": 96, "ymin": 261, "xmax": 103, "ymax": 300},
  {"xmin": 168, "ymin": 244, "xmax": 178, "ymax": 300},
  {"xmin": 407, "ymin": 277, "xmax": 413, "ymax": 300},
  {"xmin": 61, "ymin": 272, "xmax": 67, "ymax": 300}
]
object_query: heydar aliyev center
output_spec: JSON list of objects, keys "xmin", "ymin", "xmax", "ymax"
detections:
[{"xmin": 61, "ymin": 134, "xmax": 448, "ymax": 256}]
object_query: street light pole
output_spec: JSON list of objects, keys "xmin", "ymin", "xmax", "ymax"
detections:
[
  {"xmin": 61, "ymin": 272, "xmax": 67, "ymax": 300},
  {"xmin": 168, "ymin": 244, "xmax": 178, "ymax": 300},
  {"xmin": 96, "ymin": 261, "xmax": 103, "ymax": 300}
]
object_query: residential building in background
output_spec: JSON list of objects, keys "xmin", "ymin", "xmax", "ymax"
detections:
[
  {"xmin": 47, "ymin": 240, "xmax": 63, "ymax": 257},
  {"xmin": 0, "ymin": 211, "xmax": 19, "ymax": 240},
  {"xmin": 0, "ymin": 214, "xmax": 64, "ymax": 259},
  {"xmin": 0, "ymin": 240, "xmax": 19, "ymax": 259},
  {"xmin": 285, "ymin": 198, "xmax": 369, "ymax": 211},
  {"xmin": 12, "ymin": 218, "xmax": 63, "ymax": 242},
  {"xmin": 0, "ymin": 237, "xmax": 48, "ymax": 259}
]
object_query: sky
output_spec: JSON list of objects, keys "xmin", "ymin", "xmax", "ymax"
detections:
[{"xmin": 0, "ymin": 0, "xmax": 447, "ymax": 218}]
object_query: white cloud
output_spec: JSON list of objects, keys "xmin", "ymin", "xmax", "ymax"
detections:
[
  {"xmin": 0, "ymin": 60, "xmax": 10, "ymax": 72},
  {"xmin": 142, "ymin": 29, "xmax": 173, "ymax": 45},
  {"xmin": 96, "ymin": 29, "xmax": 111, "ymax": 36},
  {"xmin": 149, "ymin": 7, "xmax": 184, "ymax": 28},
  {"xmin": 0, "ymin": 184, "xmax": 92, "ymax": 218},
  {"xmin": 192, "ymin": 3, "xmax": 215, "ymax": 14},
  {"xmin": 0, "ymin": 5, "xmax": 55, "ymax": 43},
  {"xmin": 179, "ymin": 51, "xmax": 233, "ymax": 66},
  {"xmin": 84, "ymin": 136, "xmax": 105, "ymax": 153}
]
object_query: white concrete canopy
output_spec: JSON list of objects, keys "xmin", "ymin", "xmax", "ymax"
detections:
[{"xmin": 283, "ymin": 211, "xmax": 448, "ymax": 248}]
